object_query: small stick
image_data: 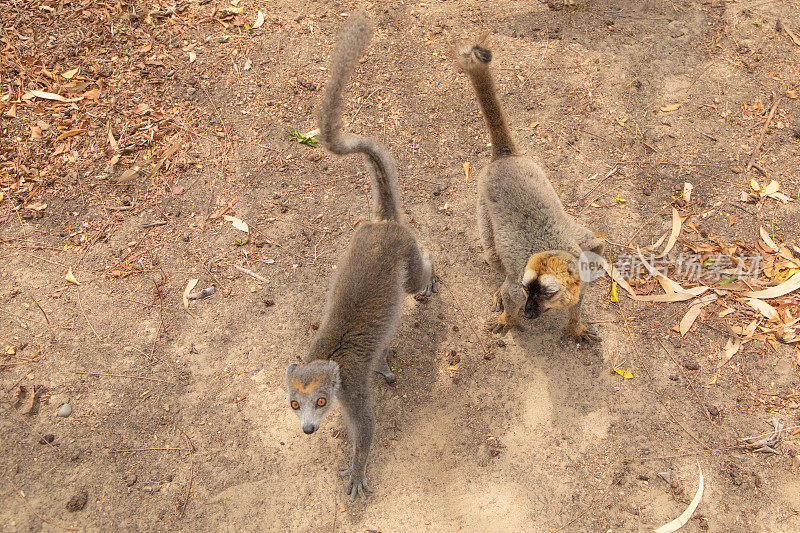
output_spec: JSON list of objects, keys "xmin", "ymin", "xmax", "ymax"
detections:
[
  {"xmin": 747, "ymin": 97, "xmax": 781, "ymax": 171},
  {"xmin": 5, "ymin": 474, "xmax": 78, "ymax": 531},
  {"xmin": 74, "ymin": 371, "xmax": 176, "ymax": 385},
  {"xmin": 76, "ymin": 291, "xmax": 103, "ymax": 343},
  {"xmin": 108, "ymin": 447, "xmax": 190, "ymax": 453},
  {"xmin": 438, "ymin": 279, "xmax": 493, "ymax": 360},
  {"xmin": 656, "ymin": 337, "xmax": 714, "ymax": 423},
  {"xmin": 179, "ymin": 432, "xmax": 195, "ymax": 518},
  {"xmin": 233, "ymin": 265, "xmax": 267, "ymax": 282},
  {"xmin": 618, "ymin": 307, "xmax": 710, "ymax": 451},
  {"xmin": 105, "ymin": 205, "xmax": 135, "ymax": 211}
]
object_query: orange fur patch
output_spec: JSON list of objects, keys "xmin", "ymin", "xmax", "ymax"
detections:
[
  {"xmin": 523, "ymin": 253, "xmax": 581, "ymax": 308},
  {"xmin": 292, "ymin": 375, "xmax": 325, "ymax": 394}
]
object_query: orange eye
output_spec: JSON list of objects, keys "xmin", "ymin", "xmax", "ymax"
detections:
[
  {"xmin": 316, "ymin": 397, "xmax": 327, "ymax": 407},
  {"xmin": 290, "ymin": 401, "xmax": 300, "ymax": 410}
]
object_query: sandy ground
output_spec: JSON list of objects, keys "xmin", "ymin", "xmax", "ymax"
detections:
[{"xmin": 1, "ymin": 0, "xmax": 800, "ymax": 531}]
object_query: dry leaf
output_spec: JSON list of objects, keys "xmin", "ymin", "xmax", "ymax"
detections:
[
  {"xmin": 108, "ymin": 125, "xmax": 118, "ymax": 151},
  {"xmin": 610, "ymin": 281, "xmax": 619, "ymax": 303},
  {"xmin": 66, "ymin": 268, "xmax": 80, "ymax": 285},
  {"xmin": 679, "ymin": 302, "xmax": 707, "ymax": 336},
  {"xmin": 660, "ymin": 103, "xmax": 681, "ymax": 112},
  {"xmin": 183, "ymin": 279, "xmax": 199, "ymax": 310},
  {"xmin": 614, "ymin": 368, "xmax": 633, "ymax": 379},
  {"xmin": 682, "ymin": 182, "xmax": 694, "ymax": 202},
  {"xmin": 24, "ymin": 90, "xmax": 83, "ymax": 103},
  {"xmin": 744, "ymin": 298, "xmax": 779, "ymax": 320},
  {"xmin": 741, "ymin": 273, "xmax": 800, "ymax": 299},
  {"xmin": 252, "ymin": 10, "xmax": 265, "ymax": 28},
  {"xmin": 189, "ymin": 51, "xmax": 197, "ymax": 63},
  {"xmin": 55, "ymin": 129, "xmax": 87, "ymax": 141},
  {"xmin": 30, "ymin": 125, "xmax": 43, "ymax": 139},
  {"xmin": 81, "ymin": 88, "xmax": 101, "ymax": 100},
  {"xmin": 787, "ymin": 89, "xmax": 798, "ymax": 99},
  {"xmin": 718, "ymin": 307, "xmax": 735, "ymax": 318},
  {"xmin": 61, "ymin": 67, "xmax": 80, "ymax": 79},
  {"xmin": 25, "ymin": 201, "xmax": 47, "ymax": 211},
  {"xmin": 653, "ymin": 464, "xmax": 704, "ymax": 533},
  {"xmin": 3, "ymin": 104, "xmax": 16, "ymax": 118},
  {"xmin": 658, "ymin": 208, "xmax": 682, "ymax": 257},
  {"xmin": 645, "ymin": 232, "xmax": 668, "ymax": 252},
  {"xmin": 718, "ymin": 336, "xmax": 741, "ymax": 368},
  {"xmin": 116, "ymin": 165, "xmax": 142, "ymax": 185},
  {"xmin": 759, "ymin": 227, "xmax": 779, "ymax": 252},
  {"xmin": 223, "ymin": 215, "xmax": 249, "ymax": 233},
  {"xmin": 463, "ymin": 161, "xmax": 471, "ymax": 180}
]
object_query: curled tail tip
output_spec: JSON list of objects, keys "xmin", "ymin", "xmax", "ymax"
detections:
[{"xmin": 456, "ymin": 44, "xmax": 493, "ymax": 72}]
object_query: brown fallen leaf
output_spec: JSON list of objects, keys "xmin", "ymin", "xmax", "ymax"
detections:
[
  {"xmin": 116, "ymin": 165, "xmax": 142, "ymax": 185},
  {"xmin": 81, "ymin": 88, "xmax": 101, "ymax": 100},
  {"xmin": 679, "ymin": 300, "xmax": 710, "ymax": 336},
  {"xmin": 20, "ymin": 385, "xmax": 37, "ymax": 415},
  {"xmin": 3, "ymin": 104, "xmax": 16, "ymax": 118},
  {"xmin": 787, "ymin": 89, "xmax": 798, "ymax": 99},
  {"xmin": 30, "ymin": 125, "xmax": 43, "ymax": 139},
  {"xmin": 56, "ymin": 129, "xmax": 87, "ymax": 141},
  {"xmin": 24, "ymin": 90, "xmax": 83, "ymax": 103},
  {"xmin": 661, "ymin": 103, "xmax": 681, "ymax": 112}
]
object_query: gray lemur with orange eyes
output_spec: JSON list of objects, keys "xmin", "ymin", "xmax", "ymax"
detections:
[
  {"xmin": 284, "ymin": 12, "xmax": 435, "ymax": 501},
  {"xmin": 455, "ymin": 44, "xmax": 604, "ymax": 341}
]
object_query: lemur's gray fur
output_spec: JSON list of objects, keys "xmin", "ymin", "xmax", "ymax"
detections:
[
  {"xmin": 456, "ymin": 44, "xmax": 604, "ymax": 341},
  {"xmin": 285, "ymin": 11, "xmax": 435, "ymax": 502}
]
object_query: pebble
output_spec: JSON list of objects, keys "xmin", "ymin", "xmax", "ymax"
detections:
[
  {"xmin": 124, "ymin": 474, "xmax": 137, "ymax": 487},
  {"xmin": 57, "ymin": 404, "xmax": 73, "ymax": 418},
  {"xmin": 683, "ymin": 359, "xmax": 700, "ymax": 371}
]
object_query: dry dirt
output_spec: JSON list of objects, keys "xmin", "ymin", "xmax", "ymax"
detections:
[{"xmin": 2, "ymin": 0, "xmax": 800, "ymax": 531}]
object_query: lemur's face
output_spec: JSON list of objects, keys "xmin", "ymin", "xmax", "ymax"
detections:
[
  {"xmin": 521, "ymin": 251, "xmax": 582, "ymax": 319},
  {"xmin": 285, "ymin": 360, "xmax": 341, "ymax": 435}
]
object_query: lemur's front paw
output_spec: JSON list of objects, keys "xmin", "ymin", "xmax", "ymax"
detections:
[
  {"xmin": 488, "ymin": 312, "xmax": 520, "ymax": 336},
  {"xmin": 565, "ymin": 323, "xmax": 601, "ymax": 345},
  {"xmin": 491, "ymin": 290, "xmax": 504, "ymax": 312},
  {"xmin": 339, "ymin": 468, "xmax": 373, "ymax": 502}
]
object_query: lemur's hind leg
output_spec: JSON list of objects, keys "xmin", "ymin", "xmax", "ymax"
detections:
[{"xmin": 404, "ymin": 244, "xmax": 436, "ymax": 297}]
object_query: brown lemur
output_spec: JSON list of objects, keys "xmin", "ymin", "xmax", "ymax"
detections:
[
  {"xmin": 284, "ymin": 12, "xmax": 435, "ymax": 501},
  {"xmin": 455, "ymin": 44, "xmax": 604, "ymax": 342}
]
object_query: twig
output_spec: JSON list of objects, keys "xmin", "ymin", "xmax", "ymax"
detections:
[
  {"xmin": 438, "ymin": 279, "xmax": 493, "ymax": 360},
  {"xmin": 345, "ymin": 88, "xmax": 382, "ymax": 131},
  {"xmin": 656, "ymin": 337, "xmax": 714, "ymax": 423},
  {"xmin": 179, "ymin": 432, "xmax": 195, "ymax": 518},
  {"xmin": 5, "ymin": 474, "xmax": 78, "ymax": 531},
  {"xmin": 553, "ymin": 481, "xmax": 611, "ymax": 531},
  {"xmin": 105, "ymin": 205, "xmax": 135, "ymax": 211},
  {"xmin": 108, "ymin": 447, "xmax": 190, "ymax": 453},
  {"xmin": 747, "ymin": 97, "xmax": 781, "ymax": 171},
  {"xmin": 233, "ymin": 264, "xmax": 267, "ymax": 282},
  {"xmin": 76, "ymin": 291, "xmax": 103, "ymax": 343},
  {"xmin": 618, "ymin": 306, "xmax": 710, "ymax": 451},
  {"xmin": 74, "ymin": 371, "xmax": 176, "ymax": 385}
]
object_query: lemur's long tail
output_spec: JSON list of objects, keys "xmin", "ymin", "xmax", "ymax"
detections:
[
  {"xmin": 319, "ymin": 12, "xmax": 400, "ymax": 221},
  {"xmin": 456, "ymin": 45, "xmax": 518, "ymax": 160}
]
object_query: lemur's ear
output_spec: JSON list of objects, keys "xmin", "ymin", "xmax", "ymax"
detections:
[{"xmin": 285, "ymin": 363, "xmax": 298, "ymax": 377}]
